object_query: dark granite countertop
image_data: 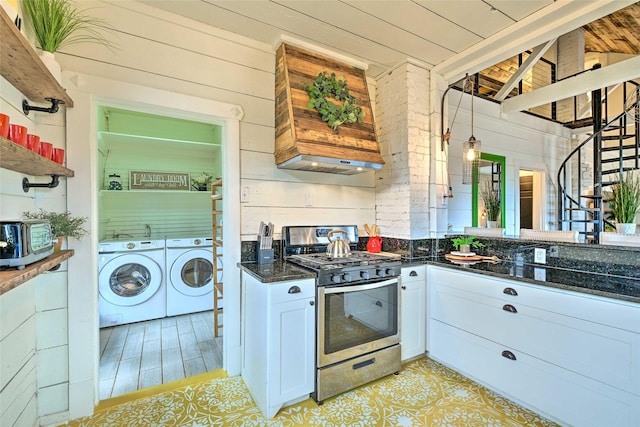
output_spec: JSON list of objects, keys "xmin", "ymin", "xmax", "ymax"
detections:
[
  {"xmin": 238, "ymin": 261, "xmax": 316, "ymax": 283},
  {"xmin": 238, "ymin": 257, "xmax": 640, "ymax": 304}
]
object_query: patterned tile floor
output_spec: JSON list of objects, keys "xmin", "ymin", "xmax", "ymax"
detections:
[{"xmin": 65, "ymin": 357, "xmax": 559, "ymax": 427}]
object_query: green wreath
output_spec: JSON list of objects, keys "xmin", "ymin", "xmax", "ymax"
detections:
[{"xmin": 303, "ymin": 72, "xmax": 365, "ymax": 131}]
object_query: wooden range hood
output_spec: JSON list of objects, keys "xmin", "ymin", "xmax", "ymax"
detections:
[{"xmin": 275, "ymin": 43, "xmax": 384, "ymax": 175}]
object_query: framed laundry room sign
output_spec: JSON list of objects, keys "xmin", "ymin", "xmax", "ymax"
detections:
[{"xmin": 129, "ymin": 170, "xmax": 191, "ymax": 191}]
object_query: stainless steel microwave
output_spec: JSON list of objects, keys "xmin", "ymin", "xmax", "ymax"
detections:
[{"xmin": 0, "ymin": 220, "xmax": 54, "ymax": 270}]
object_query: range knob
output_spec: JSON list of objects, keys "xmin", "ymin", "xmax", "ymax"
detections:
[
  {"xmin": 376, "ymin": 269, "xmax": 386, "ymax": 277},
  {"xmin": 360, "ymin": 271, "xmax": 370, "ymax": 280},
  {"xmin": 342, "ymin": 273, "xmax": 352, "ymax": 282},
  {"xmin": 331, "ymin": 274, "xmax": 341, "ymax": 284},
  {"xmin": 385, "ymin": 268, "xmax": 395, "ymax": 276}
]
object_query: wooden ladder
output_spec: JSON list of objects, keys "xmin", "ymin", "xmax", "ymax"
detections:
[{"xmin": 211, "ymin": 178, "xmax": 223, "ymax": 337}]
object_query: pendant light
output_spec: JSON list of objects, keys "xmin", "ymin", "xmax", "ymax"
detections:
[{"xmin": 462, "ymin": 77, "xmax": 481, "ymax": 185}]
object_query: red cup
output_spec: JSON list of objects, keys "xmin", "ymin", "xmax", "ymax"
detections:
[
  {"xmin": 27, "ymin": 134, "xmax": 41, "ymax": 153},
  {"xmin": 0, "ymin": 114, "xmax": 9, "ymax": 139},
  {"xmin": 40, "ymin": 141, "xmax": 53, "ymax": 159},
  {"xmin": 8, "ymin": 124, "xmax": 28, "ymax": 147},
  {"xmin": 52, "ymin": 147, "xmax": 65, "ymax": 164}
]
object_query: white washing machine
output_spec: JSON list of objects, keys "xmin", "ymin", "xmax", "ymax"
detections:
[
  {"xmin": 98, "ymin": 238, "xmax": 166, "ymax": 328},
  {"xmin": 166, "ymin": 236, "xmax": 221, "ymax": 316}
]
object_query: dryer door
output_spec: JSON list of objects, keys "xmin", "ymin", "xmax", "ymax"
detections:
[
  {"xmin": 99, "ymin": 253, "xmax": 163, "ymax": 306},
  {"xmin": 170, "ymin": 248, "xmax": 213, "ymax": 296}
]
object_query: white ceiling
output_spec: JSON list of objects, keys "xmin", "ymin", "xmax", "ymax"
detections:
[{"xmin": 140, "ymin": 0, "xmax": 556, "ymax": 76}]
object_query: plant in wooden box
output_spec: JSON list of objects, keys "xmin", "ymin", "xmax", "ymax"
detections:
[
  {"xmin": 191, "ymin": 172, "xmax": 213, "ymax": 191},
  {"xmin": 451, "ymin": 235, "xmax": 485, "ymax": 254},
  {"xmin": 479, "ymin": 182, "xmax": 501, "ymax": 228},
  {"xmin": 608, "ymin": 171, "xmax": 640, "ymax": 234},
  {"xmin": 23, "ymin": 0, "xmax": 114, "ymax": 82},
  {"xmin": 303, "ymin": 72, "xmax": 365, "ymax": 131},
  {"xmin": 23, "ymin": 209, "xmax": 88, "ymax": 252}
]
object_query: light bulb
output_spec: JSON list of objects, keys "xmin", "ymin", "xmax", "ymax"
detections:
[{"xmin": 466, "ymin": 148, "xmax": 476, "ymax": 161}]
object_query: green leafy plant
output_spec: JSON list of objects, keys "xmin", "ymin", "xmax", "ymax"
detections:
[
  {"xmin": 303, "ymin": 72, "xmax": 365, "ymax": 131},
  {"xmin": 451, "ymin": 235, "xmax": 485, "ymax": 250},
  {"xmin": 23, "ymin": 209, "xmax": 88, "ymax": 239},
  {"xmin": 479, "ymin": 182, "xmax": 501, "ymax": 221},
  {"xmin": 191, "ymin": 172, "xmax": 213, "ymax": 187},
  {"xmin": 23, "ymin": 0, "xmax": 114, "ymax": 53},
  {"xmin": 608, "ymin": 172, "xmax": 640, "ymax": 224}
]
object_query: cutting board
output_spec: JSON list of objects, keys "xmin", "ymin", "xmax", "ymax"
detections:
[{"xmin": 445, "ymin": 253, "xmax": 484, "ymax": 262}]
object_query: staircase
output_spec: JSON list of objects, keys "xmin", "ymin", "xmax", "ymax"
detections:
[{"xmin": 557, "ymin": 81, "xmax": 639, "ymax": 243}]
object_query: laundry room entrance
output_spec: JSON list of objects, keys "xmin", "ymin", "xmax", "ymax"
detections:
[{"xmin": 96, "ymin": 105, "xmax": 224, "ymax": 400}]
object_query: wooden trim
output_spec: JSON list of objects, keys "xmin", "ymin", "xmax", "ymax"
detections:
[{"xmin": 0, "ymin": 250, "xmax": 74, "ymax": 295}]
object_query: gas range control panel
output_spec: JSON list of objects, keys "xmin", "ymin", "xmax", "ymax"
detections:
[{"xmin": 318, "ymin": 263, "xmax": 401, "ymax": 286}]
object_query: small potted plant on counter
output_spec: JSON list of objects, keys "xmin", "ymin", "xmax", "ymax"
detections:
[
  {"xmin": 608, "ymin": 171, "xmax": 640, "ymax": 234},
  {"xmin": 23, "ymin": 209, "xmax": 88, "ymax": 252},
  {"xmin": 451, "ymin": 235, "xmax": 485, "ymax": 254}
]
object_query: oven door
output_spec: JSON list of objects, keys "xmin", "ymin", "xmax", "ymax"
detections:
[{"xmin": 318, "ymin": 277, "xmax": 399, "ymax": 368}]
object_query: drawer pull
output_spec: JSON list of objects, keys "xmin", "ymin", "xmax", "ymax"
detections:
[
  {"xmin": 288, "ymin": 286, "xmax": 301, "ymax": 294},
  {"xmin": 409, "ymin": 270, "xmax": 418, "ymax": 277},
  {"xmin": 401, "ymin": 285, "xmax": 407, "ymax": 290},
  {"xmin": 353, "ymin": 358, "xmax": 375, "ymax": 370},
  {"xmin": 502, "ymin": 304, "xmax": 518, "ymax": 313},
  {"xmin": 503, "ymin": 287, "xmax": 518, "ymax": 296},
  {"xmin": 501, "ymin": 350, "xmax": 517, "ymax": 361},
  {"xmin": 309, "ymin": 301, "xmax": 315, "ymax": 306}
]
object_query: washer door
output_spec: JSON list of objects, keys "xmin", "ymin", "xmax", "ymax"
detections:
[
  {"xmin": 170, "ymin": 248, "xmax": 213, "ymax": 296},
  {"xmin": 99, "ymin": 253, "xmax": 163, "ymax": 306}
]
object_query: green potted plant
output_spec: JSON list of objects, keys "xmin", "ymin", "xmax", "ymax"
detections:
[
  {"xmin": 480, "ymin": 182, "xmax": 501, "ymax": 228},
  {"xmin": 608, "ymin": 172, "xmax": 640, "ymax": 234},
  {"xmin": 22, "ymin": 0, "xmax": 114, "ymax": 81},
  {"xmin": 191, "ymin": 172, "xmax": 213, "ymax": 191},
  {"xmin": 451, "ymin": 235, "xmax": 485, "ymax": 254},
  {"xmin": 23, "ymin": 209, "xmax": 88, "ymax": 252}
]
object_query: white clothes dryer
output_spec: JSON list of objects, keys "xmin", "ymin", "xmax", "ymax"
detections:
[
  {"xmin": 98, "ymin": 239, "xmax": 166, "ymax": 328},
  {"xmin": 166, "ymin": 236, "xmax": 221, "ymax": 316}
]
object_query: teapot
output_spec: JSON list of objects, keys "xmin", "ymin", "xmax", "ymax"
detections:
[{"xmin": 326, "ymin": 229, "xmax": 352, "ymax": 258}]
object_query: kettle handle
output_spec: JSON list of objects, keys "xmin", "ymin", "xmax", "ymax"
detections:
[{"xmin": 327, "ymin": 229, "xmax": 347, "ymax": 241}]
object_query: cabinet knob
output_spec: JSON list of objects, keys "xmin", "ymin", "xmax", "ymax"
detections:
[
  {"xmin": 503, "ymin": 287, "xmax": 518, "ymax": 296},
  {"xmin": 502, "ymin": 304, "xmax": 518, "ymax": 313},
  {"xmin": 288, "ymin": 286, "xmax": 301, "ymax": 294},
  {"xmin": 309, "ymin": 301, "xmax": 314, "ymax": 306},
  {"xmin": 501, "ymin": 350, "xmax": 517, "ymax": 361},
  {"xmin": 409, "ymin": 270, "xmax": 418, "ymax": 277},
  {"xmin": 401, "ymin": 285, "xmax": 407, "ymax": 290}
]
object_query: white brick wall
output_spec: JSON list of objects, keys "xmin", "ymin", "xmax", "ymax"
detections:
[
  {"xmin": 557, "ymin": 29, "xmax": 586, "ymax": 123},
  {"xmin": 375, "ymin": 63, "xmax": 430, "ymax": 239}
]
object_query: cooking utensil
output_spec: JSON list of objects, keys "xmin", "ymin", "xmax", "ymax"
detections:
[
  {"xmin": 326, "ymin": 229, "xmax": 351, "ymax": 258},
  {"xmin": 364, "ymin": 223, "xmax": 372, "ymax": 235}
]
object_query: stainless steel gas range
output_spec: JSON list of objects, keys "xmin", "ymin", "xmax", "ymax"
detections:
[{"xmin": 282, "ymin": 225, "xmax": 402, "ymax": 404}]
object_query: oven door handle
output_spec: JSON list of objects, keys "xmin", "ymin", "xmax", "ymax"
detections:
[{"xmin": 323, "ymin": 278, "xmax": 398, "ymax": 294}]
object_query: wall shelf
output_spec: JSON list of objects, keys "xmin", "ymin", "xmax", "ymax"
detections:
[
  {"xmin": 0, "ymin": 250, "xmax": 74, "ymax": 296},
  {"xmin": 1, "ymin": 138, "xmax": 74, "ymax": 177},
  {"xmin": 0, "ymin": 8, "xmax": 74, "ymax": 107},
  {"xmin": 99, "ymin": 189, "xmax": 210, "ymax": 194}
]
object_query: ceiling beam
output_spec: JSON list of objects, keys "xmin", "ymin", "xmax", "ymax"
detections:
[
  {"xmin": 494, "ymin": 39, "xmax": 556, "ymax": 102},
  {"xmin": 433, "ymin": 0, "xmax": 637, "ymax": 83},
  {"xmin": 501, "ymin": 55, "xmax": 640, "ymax": 113}
]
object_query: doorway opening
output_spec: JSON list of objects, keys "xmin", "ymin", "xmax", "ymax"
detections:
[
  {"xmin": 519, "ymin": 169, "xmax": 545, "ymax": 231},
  {"xmin": 96, "ymin": 104, "xmax": 224, "ymax": 400}
]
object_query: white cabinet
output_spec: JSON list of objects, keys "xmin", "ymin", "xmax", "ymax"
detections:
[
  {"xmin": 427, "ymin": 266, "xmax": 640, "ymax": 427},
  {"xmin": 241, "ymin": 273, "xmax": 315, "ymax": 419},
  {"xmin": 400, "ymin": 265, "xmax": 426, "ymax": 361}
]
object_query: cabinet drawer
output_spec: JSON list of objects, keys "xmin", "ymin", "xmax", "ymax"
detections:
[
  {"xmin": 269, "ymin": 279, "xmax": 316, "ymax": 305},
  {"xmin": 428, "ymin": 266, "xmax": 640, "ymax": 332},
  {"xmin": 431, "ymin": 284, "xmax": 640, "ymax": 396},
  {"xmin": 430, "ymin": 321, "xmax": 640, "ymax": 427},
  {"xmin": 401, "ymin": 265, "xmax": 425, "ymax": 283}
]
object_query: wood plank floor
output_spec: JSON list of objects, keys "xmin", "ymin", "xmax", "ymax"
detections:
[{"xmin": 99, "ymin": 311, "xmax": 222, "ymax": 400}]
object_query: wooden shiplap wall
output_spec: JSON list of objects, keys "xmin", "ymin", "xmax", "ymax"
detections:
[{"xmin": 59, "ymin": 0, "xmax": 376, "ymax": 243}]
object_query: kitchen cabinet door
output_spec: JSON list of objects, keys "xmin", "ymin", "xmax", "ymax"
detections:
[
  {"xmin": 400, "ymin": 266, "xmax": 426, "ymax": 361},
  {"xmin": 241, "ymin": 273, "xmax": 315, "ymax": 419}
]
